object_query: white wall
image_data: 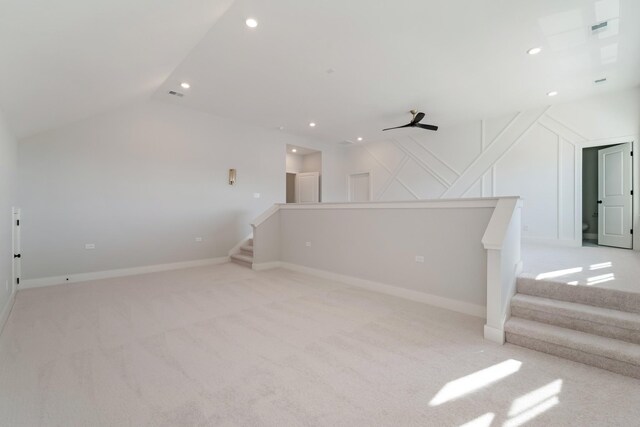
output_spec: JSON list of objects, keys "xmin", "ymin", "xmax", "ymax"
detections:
[
  {"xmin": 301, "ymin": 152, "xmax": 322, "ymax": 173},
  {"xmin": 286, "ymin": 151, "xmax": 322, "ymax": 174},
  {"xmin": 18, "ymin": 101, "xmax": 342, "ymax": 280},
  {"xmin": 286, "ymin": 152, "xmax": 303, "ymax": 173},
  {"xmin": 340, "ymin": 88, "xmax": 640, "ymax": 247},
  {"xmin": 278, "ymin": 205, "xmax": 492, "ymax": 311},
  {"xmin": 0, "ymin": 107, "xmax": 18, "ymax": 325}
]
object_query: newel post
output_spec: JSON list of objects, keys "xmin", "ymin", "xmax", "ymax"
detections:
[{"xmin": 482, "ymin": 198, "xmax": 522, "ymax": 344}]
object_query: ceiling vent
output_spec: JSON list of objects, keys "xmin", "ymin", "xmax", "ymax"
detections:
[
  {"xmin": 591, "ymin": 21, "xmax": 608, "ymax": 33},
  {"xmin": 339, "ymin": 140, "xmax": 355, "ymax": 145},
  {"xmin": 594, "ymin": 77, "xmax": 607, "ymax": 84},
  {"xmin": 168, "ymin": 90, "xmax": 184, "ymax": 97}
]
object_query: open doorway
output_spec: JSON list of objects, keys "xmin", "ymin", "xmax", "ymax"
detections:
[
  {"xmin": 286, "ymin": 145, "xmax": 322, "ymax": 203},
  {"xmin": 582, "ymin": 142, "xmax": 633, "ymax": 249}
]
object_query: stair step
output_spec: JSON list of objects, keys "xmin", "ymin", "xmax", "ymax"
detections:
[
  {"xmin": 517, "ymin": 275, "xmax": 640, "ymax": 314},
  {"xmin": 505, "ymin": 317, "xmax": 640, "ymax": 379},
  {"xmin": 230, "ymin": 253, "xmax": 253, "ymax": 268},
  {"xmin": 240, "ymin": 245, "xmax": 254, "ymax": 255},
  {"xmin": 511, "ymin": 294, "xmax": 640, "ymax": 344}
]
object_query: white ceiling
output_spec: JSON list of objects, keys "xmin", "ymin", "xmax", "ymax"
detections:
[
  {"xmin": 2, "ymin": 0, "xmax": 639, "ymax": 141},
  {"xmin": 0, "ymin": 0, "xmax": 234, "ymax": 138}
]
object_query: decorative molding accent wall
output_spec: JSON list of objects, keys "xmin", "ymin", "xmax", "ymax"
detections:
[{"xmin": 342, "ymin": 89, "xmax": 640, "ymax": 246}]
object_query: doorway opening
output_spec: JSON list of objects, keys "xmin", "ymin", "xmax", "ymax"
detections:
[
  {"xmin": 286, "ymin": 145, "xmax": 322, "ymax": 203},
  {"xmin": 581, "ymin": 142, "xmax": 633, "ymax": 249}
]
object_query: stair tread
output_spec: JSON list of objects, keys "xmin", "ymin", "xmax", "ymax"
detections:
[
  {"xmin": 512, "ymin": 294, "xmax": 640, "ymax": 330},
  {"xmin": 505, "ymin": 317, "xmax": 640, "ymax": 365},
  {"xmin": 240, "ymin": 245, "xmax": 254, "ymax": 252},
  {"xmin": 230, "ymin": 253, "xmax": 254, "ymax": 263},
  {"xmin": 516, "ymin": 275, "xmax": 640, "ymax": 314}
]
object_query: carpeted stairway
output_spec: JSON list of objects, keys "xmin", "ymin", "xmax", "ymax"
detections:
[
  {"xmin": 505, "ymin": 275, "xmax": 640, "ymax": 379},
  {"xmin": 230, "ymin": 238, "xmax": 254, "ymax": 268}
]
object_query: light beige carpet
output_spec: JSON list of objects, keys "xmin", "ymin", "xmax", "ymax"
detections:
[
  {"xmin": 1, "ymin": 263, "xmax": 639, "ymax": 426},
  {"xmin": 522, "ymin": 243, "xmax": 640, "ymax": 293}
]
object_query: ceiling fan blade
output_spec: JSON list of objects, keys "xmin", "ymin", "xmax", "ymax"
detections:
[
  {"xmin": 382, "ymin": 123, "xmax": 413, "ymax": 131},
  {"xmin": 415, "ymin": 123, "xmax": 438, "ymax": 131},
  {"xmin": 411, "ymin": 112, "xmax": 425, "ymax": 124}
]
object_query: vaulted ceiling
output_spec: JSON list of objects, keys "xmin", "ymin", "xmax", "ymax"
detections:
[
  {"xmin": 0, "ymin": 0, "xmax": 235, "ymax": 137},
  {"xmin": 1, "ymin": 0, "xmax": 639, "ymax": 141}
]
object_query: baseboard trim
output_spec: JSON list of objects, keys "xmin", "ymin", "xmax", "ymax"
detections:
[
  {"xmin": 21, "ymin": 257, "xmax": 230, "ymax": 289},
  {"xmin": 252, "ymin": 261, "xmax": 282, "ymax": 271},
  {"xmin": 0, "ymin": 290, "xmax": 16, "ymax": 335},
  {"xmin": 279, "ymin": 262, "xmax": 486, "ymax": 318}
]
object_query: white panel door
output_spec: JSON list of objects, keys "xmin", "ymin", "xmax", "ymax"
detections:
[
  {"xmin": 12, "ymin": 208, "xmax": 21, "ymax": 290},
  {"xmin": 598, "ymin": 143, "xmax": 633, "ymax": 248},
  {"xmin": 296, "ymin": 172, "xmax": 320, "ymax": 203},
  {"xmin": 349, "ymin": 173, "xmax": 371, "ymax": 202}
]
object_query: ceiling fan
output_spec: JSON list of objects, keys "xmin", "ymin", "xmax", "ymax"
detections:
[{"xmin": 382, "ymin": 109, "xmax": 438, "ymax": 132}]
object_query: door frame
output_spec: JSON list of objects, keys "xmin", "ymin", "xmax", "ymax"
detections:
[
  {"xmin": 347, "ymin": 171, "xmax": 373, "ymax": 202},
  {"xmin": 577, "ymin": 138, "xmax": 635, "ymax": 249},
  {"xmin": 11, "ymin": 207, "xmax": 20, "ymax": 292}
]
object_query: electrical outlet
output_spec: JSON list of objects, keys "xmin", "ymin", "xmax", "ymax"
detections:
[
  {"xmin": 415, "ymin": 255, "xmax": 425, "ymax": 263},
  {"xmin": 305, "ymin": 241, "xmax": 311, "ymax": 247},
  {"xmin": 253, "ymin": 193, "xmax": 261, "ymax": 198},
  {"xmin": 85, "ymin": 243, "xmax": 95, "ymax": 250},
  {"xmin": 523, "ymin": 225, "xmax": 529, "ymax": 232},
  {"xmin": 195, "ymin": 237, "xmax": 203, "ymax": 242}
]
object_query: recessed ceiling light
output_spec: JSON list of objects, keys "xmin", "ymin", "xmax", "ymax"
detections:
[
  {"xmin": 357, "ymin": 137, "xmax": 363, "ymax": 141},
  {"xmin": 180, "ymin": 82, "xmax": 190, "ymax": 89},
  {"xmin": 527, "ymin": 47, "xmax": 542, "ymax": 55},
  {"xmin": 309, "ymin": 122, "xmax": 316, "ymax": 127},
  {"xmin": 291, "ymin": 148, "xmax": 297, "ymax": 153},
  {"xmin": 547, "ymin": 91, "xmax": 558, "ymax": 97},
  {"xmin": 246, "ymin": 18, "xmax": 258, "ymax": 28}
]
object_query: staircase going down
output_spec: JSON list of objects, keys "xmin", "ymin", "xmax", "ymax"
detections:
[
  {"xmin": 505, "ymin": 275, "xmax": 640, "ymax": 379},
  {"xmin": 230, "ymin": 238, "xmax": 254, "ymax": 268}
]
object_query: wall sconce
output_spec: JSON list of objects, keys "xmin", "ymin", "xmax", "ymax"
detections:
[{"xmin": 228, "ymin": 169, "xmax": 236, "ymax": 185}]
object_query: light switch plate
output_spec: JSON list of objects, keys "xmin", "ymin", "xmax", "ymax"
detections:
[
  {"xmin": 85, "ymin": 243, "xmax": 95, "ymax": 250},
  {"xmin": 415, "ymin": 255, "xmax": 425, "ymax": 263}
]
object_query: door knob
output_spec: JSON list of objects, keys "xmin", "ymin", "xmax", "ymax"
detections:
[{"xmin": 597, "ymin": 200, "xmax": 603, "ymax": 204}]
